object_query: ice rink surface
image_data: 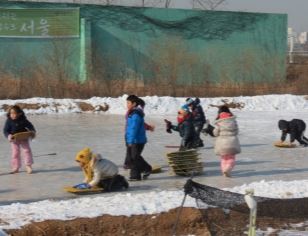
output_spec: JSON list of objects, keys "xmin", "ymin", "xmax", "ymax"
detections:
[{"xmin": 0, "ymin": 110, "xmax": 308, "ymax": 204}]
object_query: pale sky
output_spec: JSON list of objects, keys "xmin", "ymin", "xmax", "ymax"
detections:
[{"xmin": 175, "ymin": 0, "xmax": 308, "ymax": 33}]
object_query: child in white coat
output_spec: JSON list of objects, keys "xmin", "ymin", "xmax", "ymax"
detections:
[{"xmin": 213, "ymin": 106, "xmax": 241, "ymax": 177}]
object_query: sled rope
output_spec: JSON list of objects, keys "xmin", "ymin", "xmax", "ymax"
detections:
[{"xmin": 34, "ymin": 153, "xmax": 57, "ymax": 157}]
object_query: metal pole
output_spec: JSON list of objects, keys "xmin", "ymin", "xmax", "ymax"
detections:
[
  {"xmin": 289, "ymin": 34, "xmax": 294, "ymax": 64},
  {"xmin": 80, "ymin": 18, "xmax": 87, "ymax": 82},
  {"xmin": 172, "ymin": 193, "xmax": 187, "ymax": 236},
  {"xmin": 245, "ymin": 189, "xmax": 257, "ymax": 236}
]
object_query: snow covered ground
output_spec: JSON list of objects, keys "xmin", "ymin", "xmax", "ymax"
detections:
[
  {"xmin": 0, "ymin": 94, "xmax": 307, "ymax": 116},
  {"xmin": 1, "ymin": 94, "xmax": 308, "ymax": 235},
  {"xmin": 1, "ymin": 180, "xmax": 308, "ymax": 234}
]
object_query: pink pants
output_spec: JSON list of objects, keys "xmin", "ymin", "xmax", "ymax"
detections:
[
  {"xmin": 11, "ymin": 140, "xmax": 33, "ymax": 170},
  {"xmin": 221, "ymin": 154, "xmax": 235, "ymax": 174}
]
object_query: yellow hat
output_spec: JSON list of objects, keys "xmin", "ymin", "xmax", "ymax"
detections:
[{"xmin": 75, "ymin": 147, "xmax": 92, "ymax": 164}]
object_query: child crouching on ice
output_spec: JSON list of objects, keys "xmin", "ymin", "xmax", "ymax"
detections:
[
  {"xmin": 75, "ymin": 147, "xmax": 129, "ymax": 191},
  {"xmin": 3, "ymin": 105, "xmax": 36, "ymax": 174},
  {"xmin": 213, "ymin": 106, "xmax": 241, "ymax": 177},
  {"xmin": 278, "ymin": 119, "xmax": 308, "ymax": 147}
]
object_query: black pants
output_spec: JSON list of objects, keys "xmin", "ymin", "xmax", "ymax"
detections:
[
  {"xmin": 194, "ymin": 122, "xmax": 205, "ymax": 146},
  {"xmin": 296, "ymin": 132, "xmax": 308, "ymax": 145},
  {"xmin": 126, "ymin": 144, "xmax": 152, "ymax": 179},
  {"xmin": 98, "ymin": 175, "xmax": 129, "ymax": 191},
  {"xmin": 180, "ymin": 137, "xmax": 196, "ymax": 151}
]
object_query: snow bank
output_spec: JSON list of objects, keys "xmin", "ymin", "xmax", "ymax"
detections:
[
  {"xmin": 0, "ymin": 94, "xmax": 307, "ymax": 116},
  {"xmin": 225, "ymin": 179, "xmax": 308, "ymax": 199},
  {"xmin": 0, "ymin": 190, "xmax": 196, "ymax": 230},
  {"xmin": 1, "ymin": 179, "xmax": 308, "ymax": 232}
]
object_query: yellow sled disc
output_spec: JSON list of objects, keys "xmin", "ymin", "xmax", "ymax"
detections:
[
  {"xmin": 151, "ymin": 165, "xmax": 162, "ymax": 174},
  {"xmin": 12, "ymin": 131, "xmax": 35, "ymax": 141},
  {"xmin": 274, "ymin": 141, "xmax": 296, "ymax": 148},
  {"xmin": 64, "ymin": 186, "xmax": 104, "ymax": 194}
]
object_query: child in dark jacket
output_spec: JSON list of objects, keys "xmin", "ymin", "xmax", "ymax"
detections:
[
  {"xmin": 3, "ymin": 105, "xmax": 36, "ymax": 174},
  {"xmin": 125, "ymin": 95, "xmax": 152, "ymax": 181},
  {"xmin": 278, "ymin": 119, "xmax": 308, "ymax": 146},
  {"xmin": 186, "ymin": 97, "xmax": 206, "ymax": 147},
  {"xmin": 165, "ymin": 105, "xmax": 197, "ymax": 151}
]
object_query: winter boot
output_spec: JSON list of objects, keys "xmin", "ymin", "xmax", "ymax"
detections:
[
  {"xmin": 223, "ymin": 171, "xmax": 231, "ymax": 178},
  {"xmin": 10, "ymin": 169, "xmax": 19, "ymax": 174},
  {"xmin": 26, "ymin": 166, "xmax": 33, "ymax": 174}
]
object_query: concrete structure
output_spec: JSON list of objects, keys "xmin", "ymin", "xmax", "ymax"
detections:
[{"xmin": 298, "ymin": 32, "xmax": 308, "ymax": 44}]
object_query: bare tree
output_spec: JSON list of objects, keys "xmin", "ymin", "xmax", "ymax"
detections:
[
  {"xmin": 138, "ymin": 0, "xmax": 226, "ymax": 9},
  {"xmin": 139, "ymin": 0, "xmax": 170, "ymax": 7},
  {"xmin": 191, "ymin": 0, "xmax": 226, "ymax": 10},
  {"xmin": 164, "ymin": 0, "xmax": 171, "ymax": 8},
  {"xmin": 105, "ymin": 0, "xmax": 117, "ymax": 5},
  {"xmin": 73, "ymin": 0, "xmax": 118, "ymax": 4}
]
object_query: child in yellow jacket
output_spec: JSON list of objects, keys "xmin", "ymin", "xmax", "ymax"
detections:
[{"xmin": 75, "ymin": 147, "xmax": 129, "ymax": 191}]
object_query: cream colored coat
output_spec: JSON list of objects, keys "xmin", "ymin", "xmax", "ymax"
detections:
[
  {"xmin": 86, "ymin": 154, "xmax": 119, "ymax": 186},
  {"xmin": 213, "ymin": 116, "xmax": 241, "ymax": 156}
]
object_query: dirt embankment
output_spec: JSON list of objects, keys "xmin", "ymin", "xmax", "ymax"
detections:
[{"xmin": 6, "ymin": 207, "xmax": 308, "ymax": 236}]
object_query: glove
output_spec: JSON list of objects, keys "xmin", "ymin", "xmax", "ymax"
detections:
[
  {"xmin": 145, "ymin": 123, "xmax": 155, "ymax": 132},
  {"xmin": 148, "ymin": 125, "xmax": 155, "ymax": 132},
  {"xmin": 201, "ymin": 128, "xmax": 208, "ymax": 136},
  {"xmin": 164, "ymin": 119, "xmax": 172, "ymax": 133},
  {"xmin": 73, "ymin": 183, "xmax": 91, "ymax": 189}
]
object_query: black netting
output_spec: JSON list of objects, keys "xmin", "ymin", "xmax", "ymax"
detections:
[{"xmin": 184, "ymin": 179, "xmax": 308, "ymax": 218}]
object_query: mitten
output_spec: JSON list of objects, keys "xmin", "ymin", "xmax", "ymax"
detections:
[
  {"xmin": 164, "ymin": 119, "xmax": 172, "ymax": 133},
  {"xmin": 74, "ymin": 183, "xmax": 91, "ymax": 189}
]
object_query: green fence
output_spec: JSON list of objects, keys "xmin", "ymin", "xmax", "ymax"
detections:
[{"xmin": 0, "ymin": 2, "xmax": 287, "ymax": 86}]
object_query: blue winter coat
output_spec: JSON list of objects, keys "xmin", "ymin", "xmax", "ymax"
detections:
[{"xmin": 125, "ymin": 109, "xmax": 147, "ymax": 145}]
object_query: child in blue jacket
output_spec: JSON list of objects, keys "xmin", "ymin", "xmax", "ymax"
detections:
[{"xmin": 125, "ymin": 95, "xmax": 152, "ymax": 181}]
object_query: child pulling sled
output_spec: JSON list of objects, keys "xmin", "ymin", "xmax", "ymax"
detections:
[{"xmin": 164, "ymin": 105, "xmax": 197, "ymax": 151}]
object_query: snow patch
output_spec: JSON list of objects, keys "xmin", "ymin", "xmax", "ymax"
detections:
[
  {"xmin": 0, "ymin": 190, "xmax": 196, "ymax": 230},
  {"xmin": 225, "ymin": 180, "xmax": 308, "ymax": 199},
  {"xmin": 0, "ymin": 94, "xmax": 307, "ymax": 116},
  {"xmin": 2, "ymin": 180, "xmax": 308, "ymax": 232}
]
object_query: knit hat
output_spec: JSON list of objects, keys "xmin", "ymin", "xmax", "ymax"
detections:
[
  {"xmin": 185, "ymin": 98, "xmax": 194, "ymax": 106},
  {"xmin": 180, "ymin": 104, "xmax": 190, "ymax": 114},
  {"xmin": 278, "ymin": 120, "xmax": 288, "ymax": 130},
  {"xmin": 75, "ymin": 147, "xmax": 94, "ymax": 183},
  {"xmin": 219, "ymin": 112, "xmax": 232, "ymax": 119},
  {"xmin": 194, "ymin": 98, "xmax": 200, "ymax": 105},
  {"xmin": 76, "ymin": 147, "xmax": 92, "ymax": 164}
]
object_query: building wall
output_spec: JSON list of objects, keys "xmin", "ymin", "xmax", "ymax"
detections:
[{"xmin": 0, "ymin": 2, "xmax": 287, "ymax": 85}]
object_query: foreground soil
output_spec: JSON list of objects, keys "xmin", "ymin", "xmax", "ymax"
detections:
[{"xmin": 6, "ymin": 207, "xmax": 308, "ymax": 236}]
